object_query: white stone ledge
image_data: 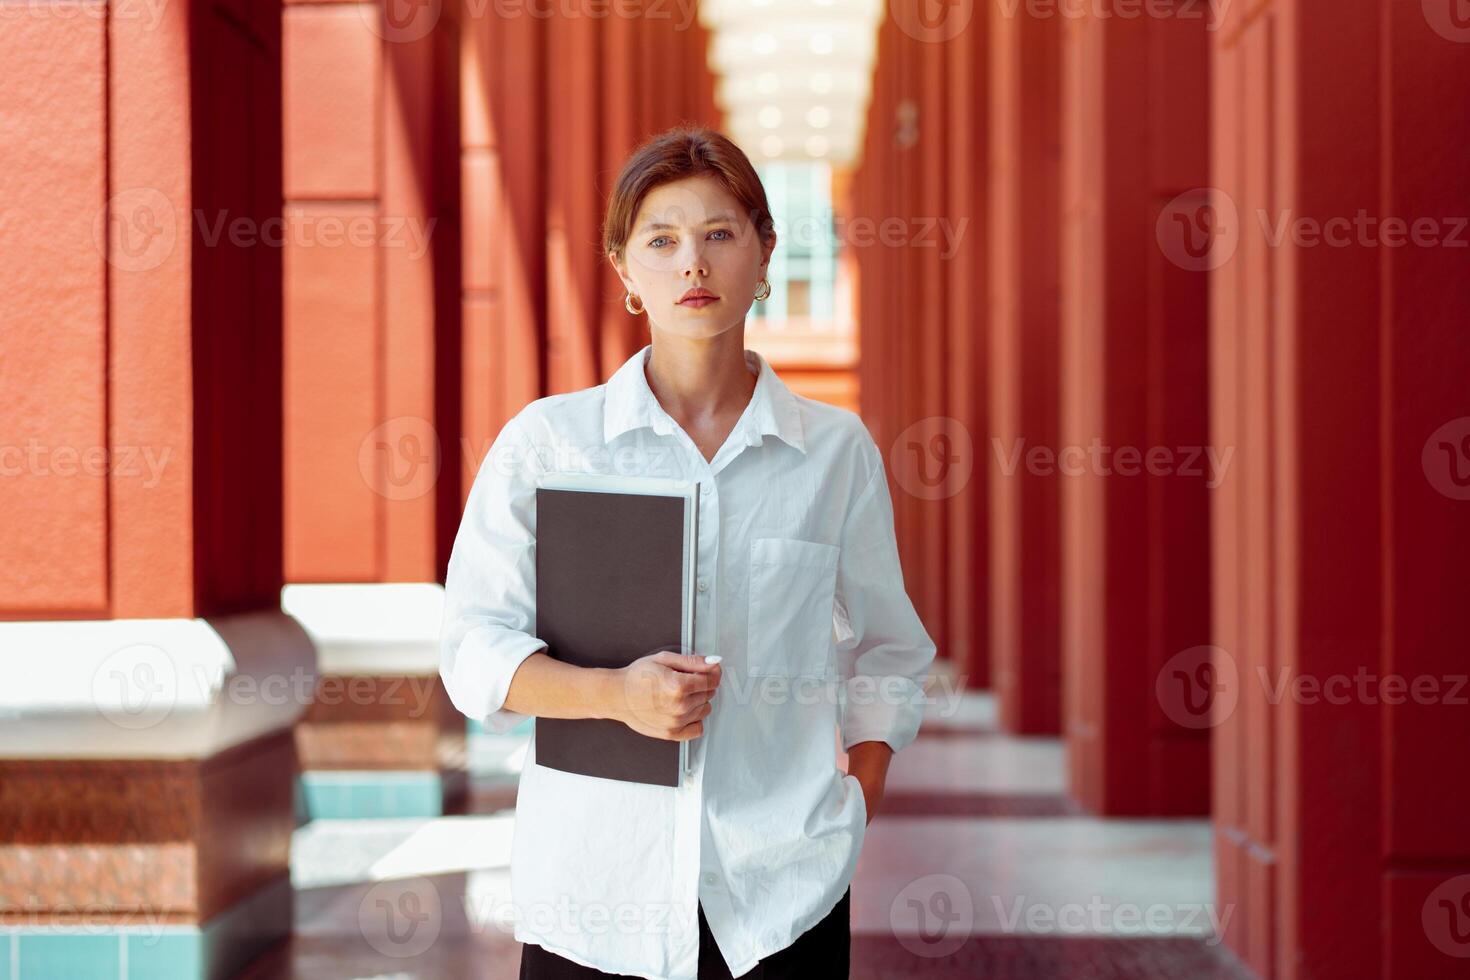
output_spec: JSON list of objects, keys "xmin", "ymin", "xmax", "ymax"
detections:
[
  {"xmin": 281, "ymin": 583, "xmax": 443, "ymax": 676},
  {"xmin": 0, "ymin": 609, "xmax": 316, "ymax": 759}
]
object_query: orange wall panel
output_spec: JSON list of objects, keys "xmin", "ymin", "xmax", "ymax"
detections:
[
  {"xmin": 459, "ymin": 6, "xmax": 545, "ymax": 490},
  {"xmin": 283, "ymin": 203, "xmax": 381, "ymax": 581},
  {"xmin": 284, "ymin": 1, "xmax": 457, "ymax": 584},
  {"xmin": 0, "ymin": 11, "xmax": 110, "ymax": 615},
  {"xmin": 1, "ymin": 0, "xmax": 284, "ymax": 619},
  {"xmin": 283, "ymin": 3, "xmax": 380, "ymax": 201}
]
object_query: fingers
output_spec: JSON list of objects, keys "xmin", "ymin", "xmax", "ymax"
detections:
[
  {"xmin": 650, "ymin": 650, "xmax": 722, "ymax": 674},
  {"xmin": 666, "ymin": 717, "xmax": 706, "ymax": 741},
  {"xmin": 673, "ymin": 700, "xmax": 713, "ymax": 729},
  {"xmin": 675, "ymin": 669, "xmax": 721, "ymax": 696}
]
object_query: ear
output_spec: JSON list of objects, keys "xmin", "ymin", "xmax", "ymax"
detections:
[
  {"xmin": 759, "ymin": 232, "xmax": 777, "ymax": 271},
  {"xmin": 607, "ymin": 250, "xmax": 635, "ymax": 294}
]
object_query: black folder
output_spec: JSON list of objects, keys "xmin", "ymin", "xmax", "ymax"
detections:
[{"xmin": 533, "ymin": 474, "xmax": 699, "ymax": 787}]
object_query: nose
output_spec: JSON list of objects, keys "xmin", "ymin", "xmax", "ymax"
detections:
[{"xmin": 681, "ymin": 242, "xmax": 708, "ymax": 279}]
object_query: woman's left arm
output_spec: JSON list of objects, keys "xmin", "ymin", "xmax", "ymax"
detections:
[
  {"xmin": 846, "ymin": 740, "xmax": 894, "ymax": 824},
  {"xmin": 833, "ymin": 434, "xmax": 939, "ymax": 825}
]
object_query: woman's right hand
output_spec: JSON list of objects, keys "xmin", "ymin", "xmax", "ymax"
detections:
[{"xmin": 611, "ymin": 651, "xmax": 723, "ymax": 741}]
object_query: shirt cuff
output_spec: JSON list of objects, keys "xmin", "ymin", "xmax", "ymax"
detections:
[
  {"xmin": 451, "ymin": 627, "xmax": 548, "ymax": 735},
  {"xmin": 840, "ymin": 675, "xmax": 925, "ymax": 753}
]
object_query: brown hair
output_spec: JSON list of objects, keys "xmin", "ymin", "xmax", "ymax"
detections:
[{"xmin": 603, "ymin": 127, "xmax": 776, "ymax": 260}]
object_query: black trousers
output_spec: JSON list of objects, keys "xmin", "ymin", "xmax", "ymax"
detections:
[{"xmin": 517, "ymin": 889, "xmax": 851, "ymax": 980}]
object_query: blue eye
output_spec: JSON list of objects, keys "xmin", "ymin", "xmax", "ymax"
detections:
[{"xmin": 649, "ymin": 230, "xmax": 731, "ymax": 248}]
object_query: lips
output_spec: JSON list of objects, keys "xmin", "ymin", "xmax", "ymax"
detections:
[{"xmin": 678, "ymin": 288, "xmax": 718, "ymax": 305}]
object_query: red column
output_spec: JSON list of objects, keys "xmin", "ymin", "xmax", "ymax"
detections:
[
  {"xmin": 598, "ymin": 9, "xmax": 647, "ymax": 376},
  {"xmin": 0, "ymin": 0, "xmax": 284, "ymax": 621},
  {"xmin": 282, "ymin": 0, "xmax": 467, "ymax": 819},
  {"xmin": 857, "ymin": 20, "xmax": 901, "ymax": 483},
  {"xmin": 1057, "ymin": 8, "xmax": 1211, "ymax": 815},
  {"xmin": 888, "ymin": 26, "xmax": 939, "ymax": 656},
  {"xmin": 460, "ymin": 1, "xmax": 546, "ymax": 488},
  {"xmin": 850, "ymin": 20, "xmax": 974, "ymax": 677},
  {"xmin": 988, "ymin": 4, "xmax": 1062, "ymax": 733},
  {"xmin": 943, "ymin": 17, "xmax": 989, "ymax": 688},
  {"xmin": 1212, "ymin": 1, "xmax": 1470, "ymax": 975},
  {"xmin": 282, "ymin": 0, "xmax": 457, "ymax": 584},
  {"xmin": 546, "ymin": 13, "xmax": 604, "ymax": 394}
]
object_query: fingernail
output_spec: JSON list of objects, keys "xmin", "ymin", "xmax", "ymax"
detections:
[{"xmin": 704, "ymin": 655, "xmax": 722, "ymax": 665}]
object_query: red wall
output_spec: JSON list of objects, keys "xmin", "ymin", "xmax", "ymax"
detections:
[
  {"xmin": 1212, "ymin": 1, "xmax": 1470, "ymax": 975},
  {"xmin": 0, "ymin": 0, "xmax": 284, "ymax": 620},
  {"xmin": 1058, "ymin": 6, "xmax": 1212, "ymax": 815}
]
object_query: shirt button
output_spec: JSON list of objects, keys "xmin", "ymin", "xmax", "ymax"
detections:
[
  {"xmin": 701, "ymin": 484, "xmax": 712, "ymax": 495},
  {"xmin": 697, "ymin": 579, "xmax": 709, "ymax": 593},
  {"xmin": 703, "ymin": 872, "xmax": 719, "ymax": 886}
]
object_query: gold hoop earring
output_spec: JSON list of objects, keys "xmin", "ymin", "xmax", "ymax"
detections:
[
  {"xmin": 754, "ymin": 278, "xmax": 772, "ymax": 302},
  {"xmin": 624, "ymin": 292, "xmax": 645, "ymax": 315}
]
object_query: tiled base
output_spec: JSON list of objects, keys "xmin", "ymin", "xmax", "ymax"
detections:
[
  {"xmin": 0, "ymin": 875, "xmax": 291, "ymax": 980},
  {"xmin": 297, "ymin": 770, "xmax": 467, "ymax": 820}
]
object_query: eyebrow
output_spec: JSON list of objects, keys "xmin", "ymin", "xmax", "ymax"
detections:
[{"xmin": 638, "ymin": 212, "xmax": 739, "ymax": 233}]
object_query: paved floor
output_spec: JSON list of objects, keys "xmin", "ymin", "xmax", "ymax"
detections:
[{"xmin": 242, "ymin": 692, "xmax": 1253, "ymax": 979}]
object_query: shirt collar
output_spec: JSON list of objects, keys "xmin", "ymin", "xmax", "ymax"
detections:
[{"xmin": 603, "ymin": 343, "xmax": 806, "ymax": 454}]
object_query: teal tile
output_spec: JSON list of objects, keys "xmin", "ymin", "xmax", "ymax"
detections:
[
  {"xmin": 401, "ymin": 779, "xmax": 439, "ymax": 816},
  {"xmin": 20, "ymin": 933, "xmax": 118, "ymax": 980},
  {"xmin": 300, "ymin": 772, "xmax": 447, "ymax": 819},
  {"xmin": 126, "ymin": 932, "xmax": 201, "ymax": 980},
  {"xmin": 1, "ymin": 934, "xmax": 13, "ymax": 980},
  {"xmin": 351, "ymin": 781, "xmax": 383, "ymax": 818}
]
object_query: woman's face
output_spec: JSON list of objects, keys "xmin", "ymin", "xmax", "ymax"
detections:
[{"xmin": 611, "ymin": 175, "xmax": 775, "ymax": 338}]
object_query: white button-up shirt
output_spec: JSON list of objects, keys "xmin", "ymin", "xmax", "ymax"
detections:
[{"xmin": 439, "ymin": 344, "xmax": 936, "ymax": 979}]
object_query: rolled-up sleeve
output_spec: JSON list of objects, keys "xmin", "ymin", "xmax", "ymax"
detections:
[
  {"xmin": 832, "ymin": 438, "xmax": 938, "ymax": 753},
  {"xmin": 439, "ymin": 412, "xmax": 548, "ymax": 733}
]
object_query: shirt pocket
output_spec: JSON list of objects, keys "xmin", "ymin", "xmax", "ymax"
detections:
[{"xmin": 747, "ymin": 537, "xmax": 840, "ymax": 679}]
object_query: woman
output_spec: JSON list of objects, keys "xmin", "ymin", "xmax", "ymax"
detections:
[{"xmin": 439, "ymin": 127, "xmax": 936, "ymax": 980}]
